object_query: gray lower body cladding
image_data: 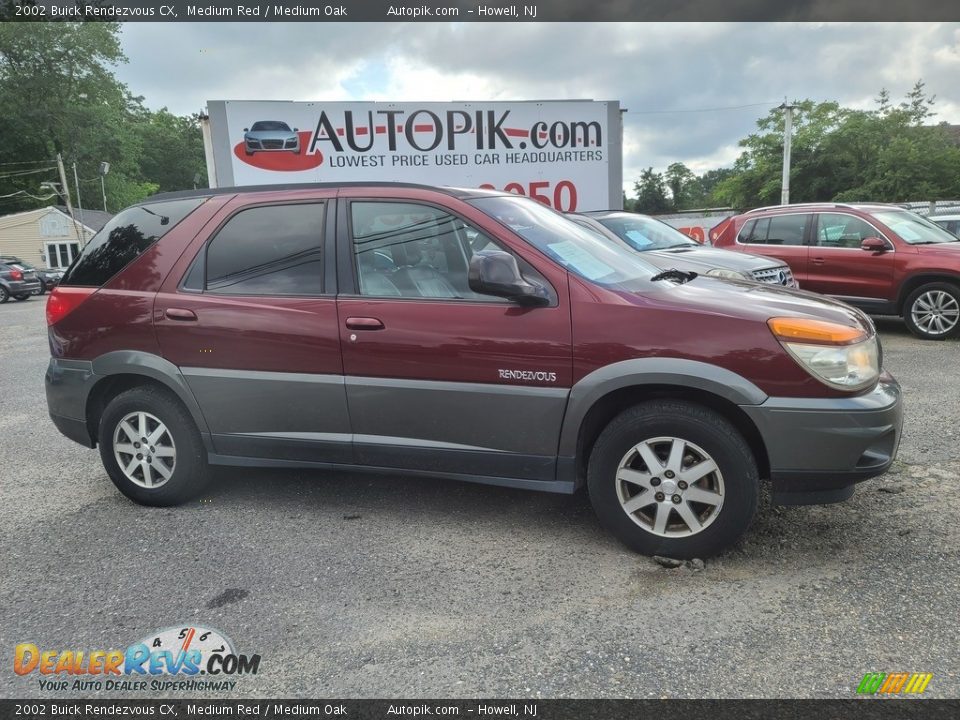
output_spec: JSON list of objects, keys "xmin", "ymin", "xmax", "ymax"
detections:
[{"xmin": 741, "ymin": 378, "xmax": 902, "ymax": 504}]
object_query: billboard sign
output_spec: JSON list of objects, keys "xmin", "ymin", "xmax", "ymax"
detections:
[{"xmin": 204, "ymin": 100, "xmax": 622, "ymax": 211}]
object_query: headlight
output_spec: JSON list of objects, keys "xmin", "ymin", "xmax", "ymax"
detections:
[
  {"xmin": 706, "ymin": 267, "xmax": 751, "ymax": 281},
  {"xmin": 768, "ymin": 317, "xmax": 879, "ymax": 391}
]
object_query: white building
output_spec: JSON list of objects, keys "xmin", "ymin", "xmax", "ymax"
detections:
[{"xmin": 0, "ymin": 206, "xmax": 111, "ymax": 270}]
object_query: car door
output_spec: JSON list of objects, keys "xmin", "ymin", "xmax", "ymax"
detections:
[
  {"xmin": 805, "ymin": 212, "xmax": 896, "ymax": 304},
  {"xmin": 736, "ymin": 214, "xmax": 811, "ymax": 285},
  {"xmin": 335, "ymin": 194, "xmax": 573, "ymax": 485},
  {"xmin": 154, "ymin": 195, "xmax": 352, "ymax": 464}
]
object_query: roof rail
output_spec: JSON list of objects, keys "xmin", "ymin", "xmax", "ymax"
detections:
[{"xmin": 744, "ymin": 202, "xmax": 858, "ymax": 214}]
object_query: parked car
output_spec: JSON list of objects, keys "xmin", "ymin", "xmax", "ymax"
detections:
[
  {"xmin": 713, "ymin": 203, "xmax": 960, "ymax": 340},
  {"xmin": 929, "ymin": 213, "xmax": 960, "ymax": 238},
  {"xmin": 0, "ymin": 258, "xmax": 41, "ymax": 302},
  {"xmin": 45, "ymin": 183, "xmax": 902, "ymax": 558},
  {"xmin": 243, "ymin": 120, "xmax": 300, "ymax": 155},
  {"xmin": 0, "ymin": 256, "xmax": 62, "ymax": 295},
  {"xmin": 573, "ymin": 211, "xmax": 798, "ymax": 288}
]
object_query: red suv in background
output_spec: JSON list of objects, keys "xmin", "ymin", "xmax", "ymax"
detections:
[
  {"xmin": 45, "ymin": 184, "xmax": 902, "ymax": 558},
  {"xmin": 713, "ymin": 203, "xmax": 960, "ymax": 340}
]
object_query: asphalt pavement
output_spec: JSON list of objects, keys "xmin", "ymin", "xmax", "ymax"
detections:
[{"xmin": 1, "ymin": 297, "xmax": 958, "ymax": 698}]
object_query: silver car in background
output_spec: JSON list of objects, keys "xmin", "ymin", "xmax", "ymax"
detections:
[{"xmin": 243, "ymin": 120, "xmax": 300, "ymax": 155}]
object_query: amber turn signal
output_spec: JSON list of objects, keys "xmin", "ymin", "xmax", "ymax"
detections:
[{"xmin": 767, "ymin": 317, "xmax": 867, "ymax": 345}]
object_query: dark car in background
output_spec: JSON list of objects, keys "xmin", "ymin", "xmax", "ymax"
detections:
[
  {"xmin": 0, "ymin": 256, "xmax": 62, "ymax": 295},
  {"xmin": 713, "ymin": 203, "xmax": 960, "ymax": 340},
  {"xmin": 569, "ymin": 211, "xmax": 799, "ymax": 288},
  {"xmin": 0, "ymin": 258, "xmax": 41, "ymax": 302},
  {"xmin": 243, "ymin": 120, "xmax": 300, "ymax": 155}
]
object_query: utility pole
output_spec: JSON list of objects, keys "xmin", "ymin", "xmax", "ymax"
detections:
[
  {"xmin": 72, "ymin": 162, "xmax": 85, "ymax": 231},
  {"xmin": 779, "ymin": 101, "xmax": 796, "ymax": 206},
  {"xmin": 57, "ymin": 153, "xmax": 85, "ymax": 245}
]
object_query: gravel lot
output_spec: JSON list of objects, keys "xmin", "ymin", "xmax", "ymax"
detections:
[{"xmin": 2, "ymin": 297, "xmax": 958, "ymax": 699}]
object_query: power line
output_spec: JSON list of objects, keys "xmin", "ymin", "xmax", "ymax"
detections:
[
  {"xmin": 629, "ymin": 101, "xmax": 781, "ymax": 115},
  {"xmin": 0, "ymin": 166, "xmax": 57, "ymax": 180},
  {"xmin": 0, "ymin": 159, "xmax": 55, "ymax": 167}
]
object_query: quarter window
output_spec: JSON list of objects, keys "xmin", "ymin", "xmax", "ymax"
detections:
[
  {"xmin": 350, "ymin": 201, "xmax": 506, "ymax": 300},
  {"xmin": 205, "ymin": 203, "xmax": 324, "ymax": 295},
  {"xmin": 815, "ymin": 213, "xmax": 879, "ymax": 249}
]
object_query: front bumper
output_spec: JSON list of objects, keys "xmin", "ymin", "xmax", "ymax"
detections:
[{"xmin": 741, "ymin": 376, "xmax": 902, "ymax": 505}]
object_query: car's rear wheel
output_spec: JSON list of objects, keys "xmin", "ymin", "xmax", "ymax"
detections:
[
  {"xmin": 904, "ymin": 282, "xmax": 960, "ymax": 340},
  {"xmin": 587, "ymin": 400, "xmax": 758, "ymax": 559},
  {"xmin": 98, "ymin": 385, "xmax": 210, "ymax": 506}
]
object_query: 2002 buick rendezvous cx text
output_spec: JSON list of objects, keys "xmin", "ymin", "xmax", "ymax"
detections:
[{"xmin": 45, "ymin": 183, "xmax": 903, "ymax": 558}]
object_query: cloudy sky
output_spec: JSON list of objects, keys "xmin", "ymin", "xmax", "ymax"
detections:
[{"xmin": 114, "ymin": 22, "xmax": 960, "ymax": 192}]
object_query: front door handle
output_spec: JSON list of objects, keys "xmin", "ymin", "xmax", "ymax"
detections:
[
  {"xmin": 810, "ymin": 257, "xmax": 825, "ymax": 265},
  {"xmin": 345, "ymin": 316, "xmax": 385, "ymax": 330},
  {"xmin": 165, "ymin": 308, "xmax": 198, "ymax": 321}
]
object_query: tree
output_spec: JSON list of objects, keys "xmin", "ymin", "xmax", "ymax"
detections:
[
  {"xmin": 0, "ymin": 22, "xmax": 205, "ymax": 215},
  {"xmin": 664, "ymin": 162, "xmax": 705, "ymax": 210},
  {"xmin": 710, "ymin": 82, "xmax": 960, "ymax": 208},
  {"xmin": 633, "ymin": 168, "xmax": 671, "ymax": 214}
]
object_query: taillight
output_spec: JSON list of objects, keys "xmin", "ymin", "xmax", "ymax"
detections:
[
  {"xmin": 46, "ymin": 286, "xmax": 95, "ymax": 326},
  {"xmin": 9, "ymin": 269, "xmax": 22, "ymax": 281}
]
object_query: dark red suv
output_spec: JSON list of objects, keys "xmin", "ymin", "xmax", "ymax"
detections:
[
  {"xmin": 713, "ymin": 203, "xmax": 960, "ymax": 340},
  {"xmin": 45, "ymin": 184, "xmax": 902, "ymax": 558}
]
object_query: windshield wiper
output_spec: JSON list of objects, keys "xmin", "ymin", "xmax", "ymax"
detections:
[
  {"xmin": 650, "ymin": 268, "xmax": 697, "ymax": 283},
  {"xmin": 662, "ymin": 244, "xmax": 695, "ymax": 251}
]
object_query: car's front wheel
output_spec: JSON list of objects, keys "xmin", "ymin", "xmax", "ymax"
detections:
[
  {"xmin": 98, "ymin": 385, "xmax": 210, "ymax": 506},
  {"xmin": 0, "ymin": 286, "xmax": 7, "ymax": 303},
  {"xmin": 588, "ymin": 400, "xmax": 758, "ymax": 559},
  {"xmin": 13, "ymin": 294, "xmax": 29, "ymax": 301},
  {"xmin": 904, "ymin": 282, "xmax": 960, "ymax": 340}
]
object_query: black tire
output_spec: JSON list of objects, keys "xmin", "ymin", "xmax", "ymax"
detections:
[
  {"xmin": 903, "ymin": 282, "xmax": 960, "ymax": 340},
  {"xmin": 0, "ymin": 286, "xmax": 7, "ymax": 303},
  {"xmin": 98, "ymin": 385, "xmax": 210, "ymax": 506},
  {"xmin": 13, "ymin": 294, "xmax": 29, "ymax": 301},
  {"xmin": 587, "ymin": 400, "xmax": 758, "ymax": 559}
]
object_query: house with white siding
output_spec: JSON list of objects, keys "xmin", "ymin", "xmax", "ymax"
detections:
[{"xmin": 0, "ymin": 206, "xmax": 112, "ymax": 270}]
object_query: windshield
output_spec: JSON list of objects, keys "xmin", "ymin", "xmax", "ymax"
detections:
[
  {"xmin": 594, "ymin": 213, "xmax": 698, "ymax": 251},
  {"xmin": 469, "ymin": 196, "xmax": 659, "ymax": 288},
  {"xmin": 872, "ymin": 211, "xmax": 959, "ymax": 245},
  {"xmin": 250, "ymin": 121, "xmax": 291, "ymax": 132}
]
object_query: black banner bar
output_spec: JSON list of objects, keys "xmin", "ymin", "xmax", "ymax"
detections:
[
  {"xmin": 1, "ymin": 0, "xmax": 960, "ymax": 22},
  {"xmin": 3, "ymin": 700, "xmax": 960, "ymax": 720}
]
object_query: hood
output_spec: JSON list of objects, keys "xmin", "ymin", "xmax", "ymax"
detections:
[
  {"xmin": 636, "ymin": 275, "xmax": 873, "ymax": 332},
  {"xmin": 642, "ymin": 246, "xmax": 786, "ymax": 274},
  {"xmin": 910, "ymin": 241, "xmax": 960, "ymax": 256}
]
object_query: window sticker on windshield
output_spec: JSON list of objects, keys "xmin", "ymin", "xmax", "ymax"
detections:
[
  {"xmin": 625, "ymin": 230, "xmax": 653, "ymax": 247},
  {"xmin": 549, "ymin": 240, "xmax": 616, "ymax": 280}
]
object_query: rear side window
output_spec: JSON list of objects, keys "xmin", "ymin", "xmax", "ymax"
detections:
[
  {"xmin": 205, "ymin": 203, "xmax": 324, "ymax": 296},
  {"xmin": 60, "ymin": 198, "xmax": 206, "ymax": 287},
  {"xmin": 740, "ymin": 215, "xmax": 808, "ymax": 246}
]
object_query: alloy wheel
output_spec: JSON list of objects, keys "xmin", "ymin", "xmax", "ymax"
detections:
[
  {"xmin": 112, "ymin": 411, "xmax": 177, "ymax": 488},
  {"xmin": 615, "ymin": 436, "xmax": 725, "ymax": 537},
  {"xmin": 911, "ymin": 290, "xmax": 960, "ymax": 336}
]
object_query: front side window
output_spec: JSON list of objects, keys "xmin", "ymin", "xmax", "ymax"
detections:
[
  {"xmin": 350, "ymin": 201, "xmax": 510, "ymax": 300},
  {"xmin": 205, "ymin": 203, "xmax": 324, "ymax": 295},
  {"xmin": 815, "ymin": 213, "xmax": 880, "ymax": 249}
]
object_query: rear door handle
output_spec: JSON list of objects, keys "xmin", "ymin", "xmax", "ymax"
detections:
[
  {"xmin": 811, "ymin": 257, "xmax": 825, "ymax": 265},
  {"xmin": 165, "ymin": 308, "xmax": 198, "ymax": 321},
  {"xmin": 345, "ymin": 316, "xmax": 385, "ymax": 330}
]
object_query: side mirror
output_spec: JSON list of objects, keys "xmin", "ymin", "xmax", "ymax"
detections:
[
  {"xmin": 243, "ymin": 128, "xmax": 249, "ymax": 132},
  {"xmin": 468, "ymin": 251, "xmax": 549, "ymax": 306},
  {"xmin": 861, "ymin": 237, "xmax": 888, "ymax": 252},
  {"xmin": 293, "ymin": 127, "xmax": 299, "ymax": 132}
]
